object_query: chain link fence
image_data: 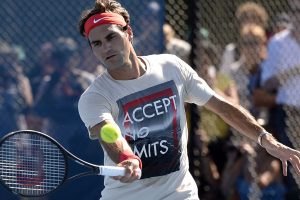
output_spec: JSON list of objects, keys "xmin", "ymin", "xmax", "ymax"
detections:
[
  {"xmin": 191, "ymin": 0, "xmax": 300, "ymax": 200},
  {"xmin": 1, "ymin": 0, "xmax": 300, "ymax": 199},
  {"xmin": 0, "ymin": 0, "xmax": 165, "ymax": 74}
]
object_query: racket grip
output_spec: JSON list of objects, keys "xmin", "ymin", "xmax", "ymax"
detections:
[{"xmin": 98, "ymin": 166, "xmax": 142, "ymax": 179}]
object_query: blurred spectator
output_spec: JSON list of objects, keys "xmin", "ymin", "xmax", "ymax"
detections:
[
  {"xmin": 193, "ymin": 40, "xmax": 238, "ymax": 199},
  {"xmin": 30, "ymin": 37, "xmax": 103, "ymax": 199},
  {"xmin": 221, "ymin": 141, "xmax": 285, "ymax": 200},
  {"xmin": 270, "ymin": 12, "xmax": 292, "ymax": 35},
  {"xmin": 79, "ymin": 45, "xmax": 105, "ymax": 76},
  {"xmin": 220, "ymin": 2, "xmax": 269, "ymax": 76},
  {"xmin": 133, "ymin": 1, "xmax": 164, "ymax": 55},
  {"xmin": 32, "ymin": 37, "xmax": 93, "ymax": 139},
  {"xmin": 260, "ymin": 0, "xmax": 300, "ymax": 198},
  {"xmin": 226, "ymin": 19, "xmax": 276, "ymax": 155},
  {"xmin": 235, "ymin": 2, "xmax": 269, "ymax": 28},
  {"xmin": 220, "ymin": 23, "xmax": 286, "ymax": 199},
  {"xmin": 261, "ymin": 0, "xmax": 300, "ymax": 148},
  {"xmin": 0, "ymin": 40, "xmax": 33, "ymax": 134},
  {"xmin": 0, "ymin": 41, "xmax": 33, "ymax": 200},
  {"xmin": 28, "ymin": 41, "xmax": 55, "ymax": 98},
  {"xmin": 163, "ymin": 23, "xmax": 191, "ymax": 64},
  {"xmin": 193, "ymin": 130, "xmax": 223, "ymax": 200},
  {"xmin": 230, "ymin": 24, "xmax": 267, "ymax": 118},
  {"xmin": 195, "ymin": 40, "xmax": 238, "ymax": 140}
]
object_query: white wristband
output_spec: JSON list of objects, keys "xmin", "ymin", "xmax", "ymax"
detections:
[{"xmin": 257, "ymin": 131, "xmax": 271, "ymax": 147}]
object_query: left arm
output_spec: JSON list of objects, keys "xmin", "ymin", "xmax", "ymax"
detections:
[
  {"xmin": 205, "ymin": 94, "xmax": 264, "ymax": 141},
  {"xmin": 204, "ymin": 93, "xmax": 300, "ymax": 176}
]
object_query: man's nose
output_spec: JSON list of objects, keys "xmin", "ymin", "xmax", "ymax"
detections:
[{"xmin": 102, "ymin": 41, "xmax": 112, "ymax": 52}]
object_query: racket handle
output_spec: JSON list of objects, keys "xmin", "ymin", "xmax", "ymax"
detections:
[{"xmin": 98, "ymin": 166, "xmax": 142, "ymax": 179}]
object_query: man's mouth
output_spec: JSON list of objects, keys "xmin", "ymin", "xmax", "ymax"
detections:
[{"xmin": 106, "ymin": 55, "xmax": 116, "ymax": 60}]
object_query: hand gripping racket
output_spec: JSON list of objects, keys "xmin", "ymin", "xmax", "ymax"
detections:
[{"xmin": 0, "ymin": 130, "xmax": 141, "ymax": 197}]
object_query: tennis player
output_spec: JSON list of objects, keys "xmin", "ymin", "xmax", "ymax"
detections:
[{"xmin": 77, "ymin": 0, "xmax": 300, "ymax": 199}]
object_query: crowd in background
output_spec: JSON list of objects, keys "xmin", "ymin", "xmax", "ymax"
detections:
[
  {"xmin": 1, "ymin": 0, "xmax": 300, "ymax": 200},
  {"xmin": 164, "ymin": 1, "xmax": 300, "ymax": 200},
  {"xmin": 0, "ymin": 37, "xmax": 104, "ymax": 199}
]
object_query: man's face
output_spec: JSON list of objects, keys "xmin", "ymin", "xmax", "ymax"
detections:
[{"xmin": 88, "ymin": 24, "xmax": 131, "ymax": 71}]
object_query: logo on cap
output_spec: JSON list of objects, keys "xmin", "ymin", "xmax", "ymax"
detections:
[{"xmin": 94, "ymin": 18, "xmax": 105, "ymax": 23}]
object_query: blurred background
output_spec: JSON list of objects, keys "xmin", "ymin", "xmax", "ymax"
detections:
[{"xmin": 1, "ymin": 0, "xmax": 300, "ymax": 199}]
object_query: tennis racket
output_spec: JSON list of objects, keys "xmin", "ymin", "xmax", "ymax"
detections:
[{"xmin": 0, "ymin": 130, "xmax": 140, "ymax": 197}]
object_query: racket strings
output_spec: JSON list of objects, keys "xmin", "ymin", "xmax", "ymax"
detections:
[{"xmin": 0, "ymin": 133, "xmax": 66, "ymax": 196}]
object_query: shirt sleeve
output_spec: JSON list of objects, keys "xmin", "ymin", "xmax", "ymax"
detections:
[
  {"xmin": 174, "ymin": 56, "xmax": 215, "ymax": 105},
  {"xmin": 261, "ymin": 39, "xmax": 280, "ymax": 85},
  {"xmin": 78, "ymin": 91, "xmax": 114, "ymax": 140}
]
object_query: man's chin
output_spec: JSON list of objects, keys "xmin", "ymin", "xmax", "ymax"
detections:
[{"xmin": 106, "ymin": 64, "xmax": 123, "ymax": 71}]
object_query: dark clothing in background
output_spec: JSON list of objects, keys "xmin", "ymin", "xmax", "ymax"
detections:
[
  {"xmin": 32, "ymin": 69, "xmax": 104, "ymax": 199},
  {"xmin": 33, "ymin": 68, "xmax": 93, "ymax": 149},
  {"xmin": 0, "ymin": 64, "xmax": 28, "ymax": 135}
]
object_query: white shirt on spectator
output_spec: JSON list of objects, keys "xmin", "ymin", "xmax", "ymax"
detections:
[{"xmin": 261, "ymin": 29, "xmax": 300, "ymax": 107}]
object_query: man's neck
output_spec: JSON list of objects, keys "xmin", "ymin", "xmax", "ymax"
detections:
[{"xmin": 108, "ymin": 56, "xmax": 146, "ymax": 80}]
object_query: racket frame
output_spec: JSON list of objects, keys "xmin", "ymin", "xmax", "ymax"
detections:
[{"xmin": 0, "ymin": 130, "xmax": 101, "ymax": 197}]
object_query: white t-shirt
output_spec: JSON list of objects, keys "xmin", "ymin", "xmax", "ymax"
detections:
[
  {"xmin": 78, "ymin": 54, "xmax": 215, "ymax": 200},
  {"xmin": 261, "ymin": 29, "xmax": 300, "ymax": 107}
]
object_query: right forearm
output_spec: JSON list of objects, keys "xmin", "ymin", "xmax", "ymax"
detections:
[
  {"xmin": 89, "ymin": 122, "xmax": 142, "ymax": 182},
  {"xmin": 89, "ymin": 121, "xmax": 135, "ymax": 164},
  {"xmin": 101, "ymin": 137, "xmax": 133, "ymax": 163}
]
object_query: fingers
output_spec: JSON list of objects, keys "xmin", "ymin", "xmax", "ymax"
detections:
[
  {"xmin": 119, "ymin": 166, "xmax": 138, "ymax": 183},
  {"xmin": 293, "ymin": 149, "xmax": 300, "ymax": 159},
  {"xmin": 282, "ymin": 160, "xmax": 287, "ymax": 176},
  {"xmin": 288, "ymin": 154, "xmax": 300, "ymax": 176},
  {"xmin": 280, "ymin": 148, "xmax": 300, "ymax": 177},
  {"xmin": 266, "ymin": 141, "xmax": 300, "ymax": 177},
  {"xmin": 112, "ymin": 160, "xmax": 141, "ymax": 183}
]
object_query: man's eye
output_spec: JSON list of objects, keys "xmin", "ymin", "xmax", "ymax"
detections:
[
  {"xmin": 107, "ymin": 35, "xmax": 115, "ymax": 41},
  {"xmin": 93, "ymin": 41, "xmax": 101, "ymax": 47}
]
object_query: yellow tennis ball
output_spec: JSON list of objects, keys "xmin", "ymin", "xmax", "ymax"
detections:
[{"xmin": 100, "ymin": 123, "xmax": 121, "ymax": 143}]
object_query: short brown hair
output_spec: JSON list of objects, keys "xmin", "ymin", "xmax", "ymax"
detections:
[
  {"xmin": 78, "ymin": 0, "xmax": 130, "ymax": 37},
  {"xmin": 236, "ymin": 2, "xmax": 268, "ymax": 28}
]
